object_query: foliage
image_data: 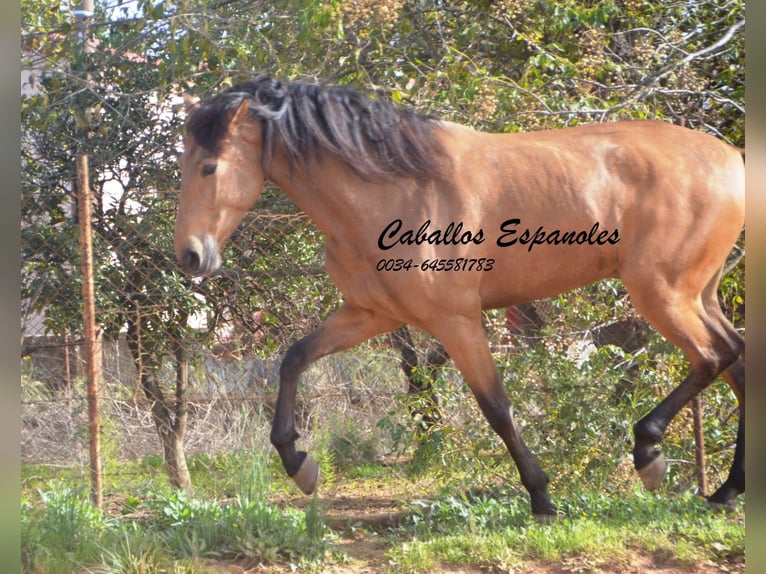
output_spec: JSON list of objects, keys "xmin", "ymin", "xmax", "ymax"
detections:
[
  {"xmin": 21, "ymin": 452, "xmax": 326, "ymax": 573},
  {"xmin": 21, "ymin": 0, "xmax": 744, "ymax": 493},
  {"xmin": 378, "ymin": 329, "xmax": 739, "ymax": 505},
  {"xmin": 21, "ymin": 484, "xmax": 107, "ymax": 572},
  {"xmin": 391, "ymin": 489, "xmax": 744, "ymax": 572},
  {"xmin": 317, "ymin": 412, "xmax": 380, "ymax": 473},
  {"xmin": 22, "ymin": 455, "xmax": 744, "ymax": 573},
  {"xmin": 21, "ymin": 0, "xmax": 745, "ymax": 342}
]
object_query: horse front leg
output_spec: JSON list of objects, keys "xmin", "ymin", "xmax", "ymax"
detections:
[
  {"xmin": 270, "ymin": 303, "xmax": 400, "ymax": 494},
  {"xmin": 432, "ymin": 314, "xmax": 556, "ymax": 519}
]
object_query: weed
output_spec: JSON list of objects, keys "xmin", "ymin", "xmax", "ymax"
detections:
[
  {"xmin": 21, "ymin": 451, "xmax": 328, "ymax": 573},
  {"xmin": 22, "ymin": 483, "xmax": 107, "ymax": 572},
  {"xmin": 389, "ymin": 488, "xmax": 744, "ymax": 572},
  {"xmin": 95, "ymin": 522, "xmax": 165, "ymax": 573},
  {"xmin": 315, "ymin": 413, "xmax": 379, "ymax": 474}
]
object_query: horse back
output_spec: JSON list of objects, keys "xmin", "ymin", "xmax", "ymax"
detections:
[{"xmin": 439, "ymin": 120, "xmax": 744, "ymax": 307}]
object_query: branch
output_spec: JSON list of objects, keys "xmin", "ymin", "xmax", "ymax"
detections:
[
  {"xmin": 668, "ymin": 19, "xmax": 744, "ymax": 68},
  {"xmin": 602, "ymin": 19, "xmax": 744, "ymax": 120},
  {"xmin": 724, "ymin": 244, "xmax": 745, "ymax": 276}
]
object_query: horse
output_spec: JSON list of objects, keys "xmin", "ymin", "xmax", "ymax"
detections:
[{"xmin": 174, "ymin": 76, "xmax": 745, "ymax": 519}]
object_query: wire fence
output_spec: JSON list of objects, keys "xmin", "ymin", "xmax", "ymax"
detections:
[
  {"xmin": 20, "ymin": 173, "xmax": 422, "ymax": 485},
  {"xmin": 21, "ymin": 334, "xmax": 406, "ymax": 465},
  {"xmin": 20, "ymin": 284, "xmax": 559, "ymax": 466},
  {"xmin": 20, "ymin": 157, "xmax": 742, "ymax": 503},
  {"xmin": 20, "ymin": 199, "xmax": 656, "ymax": 478}
]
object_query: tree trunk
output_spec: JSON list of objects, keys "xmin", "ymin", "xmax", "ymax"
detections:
[{"xmin": 126, "ymin": 315, "xmax": 193, "ymax": 492}]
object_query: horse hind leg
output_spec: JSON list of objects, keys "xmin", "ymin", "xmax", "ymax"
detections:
[
  {"xmin": 704, "ymin": 356, "xmax": 744, "ymax": 510},
  {"xmin": 686, "ymin": 273, "xmax": 744, "ymax": 508},
  {"xmin": 625, "ymin": 273, "xmax": 744, "ymax": 500},
  {"xmin": 703, "ymin": 291, "xmax": 745, "ymax": 508},
  {"xmin": 390, "ymin": 326, "xmax": 445, "ymax": 430}
]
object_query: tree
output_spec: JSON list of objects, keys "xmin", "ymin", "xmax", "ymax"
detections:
[{"xmin": 21, "ymin": 0, "xmax": 744, "ymax": 490}]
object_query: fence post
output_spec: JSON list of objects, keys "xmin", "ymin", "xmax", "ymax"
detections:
[
  {"xmin": 76, "ymin": 153, "xmax": 103, "ymax": 509},
  {"xmin": 691, "ymin": 395, "xmax": 707, "ymax": 496}
]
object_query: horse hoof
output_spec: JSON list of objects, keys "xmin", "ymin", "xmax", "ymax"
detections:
[
  {"xmin": 293, "ymin": 454, "xmax": 320, "ymax": 495},
  {"xmin": 708, "ymin": 499, "xmax": 737, "ymax": 514},
  {"xmin": 637, "ymin": 453, "xmax": 667, "ymax": 491}
]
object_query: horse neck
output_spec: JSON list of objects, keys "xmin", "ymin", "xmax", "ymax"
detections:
[{"xmin": 265, "ymin": 152, "xmax": 407, "ymax": 237}]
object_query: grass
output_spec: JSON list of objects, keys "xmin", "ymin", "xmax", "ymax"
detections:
[
  {"xmin": 21, "ymin": 451, "xmax": 328, "ymax": 573},
  {"xmin": 386, "ymin": 487, "xmax": 745, "ymax": 573},
  {"xmin": 21, "ymin": 451, "xmax": 745, "ymax": 573},
  {"xmin": 21, "ymin": 339, "xmax": 745, "ymax": 572}
]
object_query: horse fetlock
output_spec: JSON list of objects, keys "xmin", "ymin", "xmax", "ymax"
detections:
[
  {"xmin": 530, "ymin": 491, "xmax": 556, "ymax": 519},
  {"xmin": 270, "ymin": 427, "xmax": 299, "ymax": 449},
  {"xmin": 291, "ymin": 452, "xmax": 320, "ymax": 495},
  {"xmin": 707, "ymin": 477, "xmax": 744, "ymax": 509},
  {"xmin": 636, "ymin": 452, "xmax": 668, "ymax": 491},
  {"xmin": 632, "ymin": 417, "xmax": 664, "ymax": 444}
]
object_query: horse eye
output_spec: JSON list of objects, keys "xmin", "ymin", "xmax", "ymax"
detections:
[{"xmin": 201, "ymin": 163, "xmax": 217, "ymax": 177}]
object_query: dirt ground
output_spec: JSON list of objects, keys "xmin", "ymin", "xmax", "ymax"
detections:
[
  {"xmin": 200, "ymin": 483, "xmax": 746, "ymax": 574},
  {"xmin": 201, "ymin": 536, "xmax": 745, "ymax": 574}
]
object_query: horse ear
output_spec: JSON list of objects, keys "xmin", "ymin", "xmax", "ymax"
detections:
[
  {"xmin": 230, "ymin": 98, "xmax": 250, "ymax": 126},
  {"xmin": 182, "ymin": 93, "xmax": 200, "ymax": 113}
]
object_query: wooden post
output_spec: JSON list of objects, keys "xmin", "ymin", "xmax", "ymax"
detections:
[
  {"xmin": 74, "ymin": 0, "xmax": 96, "ymax": 52},
  {"xmin": 63, "ymin": 331, "xmax": 73, "ymax": 407},
  {"xmin": 691, "ymin": 394, "xmax": 707, "ymax": 496},
  {"xmin": 76, "ymin": 154, "xmax": 103, "ymax": 509}
]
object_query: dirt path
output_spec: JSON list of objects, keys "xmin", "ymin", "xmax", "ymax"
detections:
[
  {"xmin": 203, "ymin": 466, "xmax": 744, "ymax": 573},
  {"xmin": 204, "ymin": 547, "xmax": 744, "ymax": 574},
  {"xmin": 203, "ymin": 490, "xmax": 745, "ymax": 574}
]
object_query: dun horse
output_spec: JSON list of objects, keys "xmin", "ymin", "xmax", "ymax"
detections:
[{"xmin": 174, "ymin": 77, "xmax": 745, "ymax": 518}]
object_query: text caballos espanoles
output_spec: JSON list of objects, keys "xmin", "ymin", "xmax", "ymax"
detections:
[{"xmin": 377, "ymin": 218, "xmax": 620, "ymax": 253}]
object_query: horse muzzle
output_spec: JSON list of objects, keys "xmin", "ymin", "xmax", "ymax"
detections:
[{"xmin": 177, "ymin": 235, "xmax": 222, "ymax": 277}]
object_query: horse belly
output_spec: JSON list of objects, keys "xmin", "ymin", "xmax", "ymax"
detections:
[{"xmin": 479, "ymin": 244, "xmax": 619, "ymax": 309}]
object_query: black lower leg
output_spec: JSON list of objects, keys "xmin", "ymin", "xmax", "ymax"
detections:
[
  {"xmin": 707, "ymin": 407, "xmax": 744, "ymax": 508},
  {"xmin": 392, "ymin": 327, "xmax": 443, "ymax": 429},
  {"xmin": 632, "ymin": 414, "xmax": 667, "ymax": 472},
  {"xmin": 476, "ymin": 393, "xmax": 555, "ymax": 516},
  {"xmin": 270, "ymin": 403, "xmax": 305, "ymax": 477},
  {"xmin": 272, "ymin": 441, "xmax": 307, "ymax": 478},
  {"xmin": 270, "ymin": 335, "xmax": 317, "ymax": 477},
  {"xmin": 632, "ymin": 366, "xmax": 715, "ymax": 474},
  {"xmin": 708, "ymin": 359, "xmax": 745, "ymax": 506}
]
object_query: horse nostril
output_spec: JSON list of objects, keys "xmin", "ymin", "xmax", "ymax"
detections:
[{"xmin": 181, "ymin": 248, "xmax": 201, "ymax": 274}]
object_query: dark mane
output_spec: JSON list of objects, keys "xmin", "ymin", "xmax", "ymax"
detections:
[{"xmin": 186, "ymin": 76, "xmax": 448, "ymax": 181}]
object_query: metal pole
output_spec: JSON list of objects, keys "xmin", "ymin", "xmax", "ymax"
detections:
[{"xmin": 77, "ymin": 154, "xmax": 103, "ymax": 509}]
